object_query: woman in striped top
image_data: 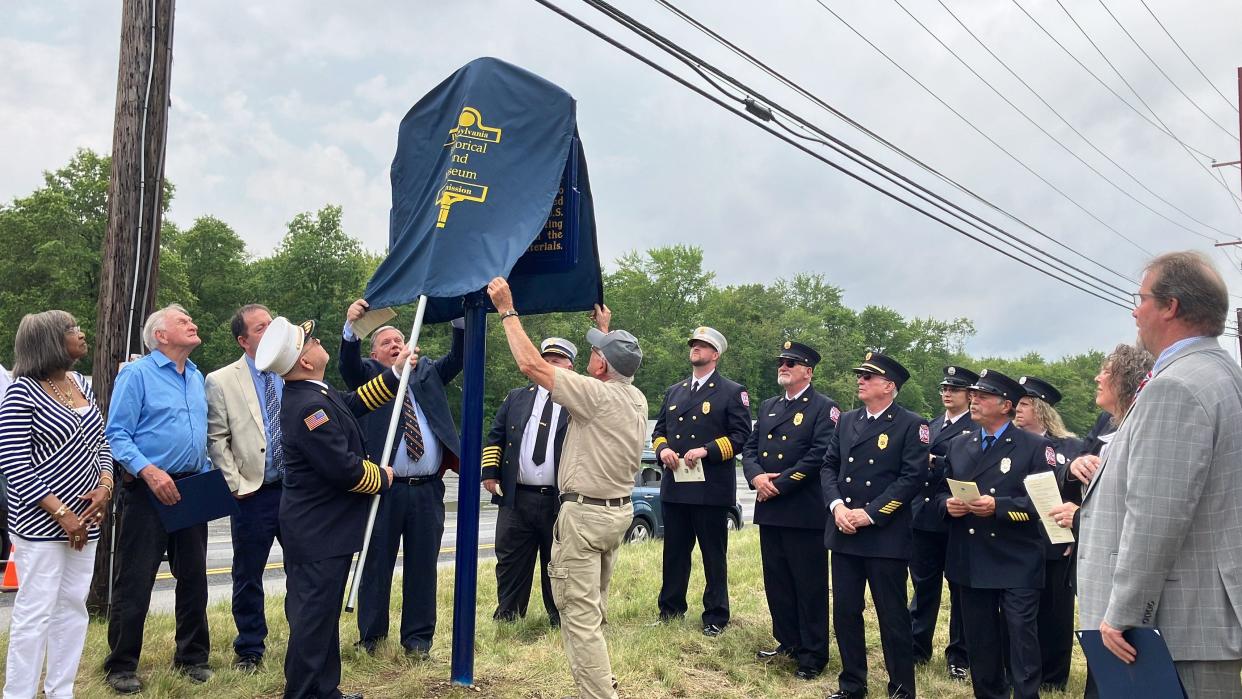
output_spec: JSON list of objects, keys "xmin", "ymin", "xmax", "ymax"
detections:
[{"xmin": 1, "ymin": 310, "xmax": 114, "ymax": 699}]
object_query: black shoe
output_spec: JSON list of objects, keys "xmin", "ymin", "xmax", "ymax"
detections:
[
  {"xmin": 178, "ymin": 664, "xmax": 213, "ymax": 683},
  {"xmin": 702, "ymin": 623, "xmax": 724, "ymax": 637},
  {"xmin": 404, "ymin": 646, "xmax": 431, "ymax": 661},
  {"xmin": 826, "ymin": 690, "xmax": 865, "ymax": 699},
  {"xmin": 795, "ymin": 667, "xmax": 822, "ymax": 680},
  {"xmin": 106, "ymin": 672, "xmax": 142, "ymax": 695},
  {"xmin": 549, "ymin": 616, "xmax": 561, "ymax": 629},
  {"xmin": 234, "ymin": 655, "xmax": 262, "ymax": 672},
  {"xmin": 342, "ymin": 693, "xmax": 364, "ymax": 699},
  {"xmin": 354, "ymin": 638, "xmax": 381, "ymax": 656},
  {"xmin": 756, "ymin": 646, "xmax": 794, "ymax": 660},
  {"xmin": 947, "ymin": 664, "xmax": 969, "ymax": 681},
  {"xmin": 648, "ymin": 613, "xmax": 683, "ymax": 627}
]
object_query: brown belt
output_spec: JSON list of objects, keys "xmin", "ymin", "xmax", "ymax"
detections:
[{"xmin": 559, "ymin": 492, "xmax": 631, "ymax": 507}]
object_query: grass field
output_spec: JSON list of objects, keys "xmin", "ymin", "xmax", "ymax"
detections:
[{"xmin": 1, "ymin": 527, "xmax": 1088, "ymax": 697}]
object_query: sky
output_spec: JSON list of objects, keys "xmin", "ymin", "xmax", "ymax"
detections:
[{"xmin": 3, "ymin": 0, "xmax": 1240, "ymax": 361}]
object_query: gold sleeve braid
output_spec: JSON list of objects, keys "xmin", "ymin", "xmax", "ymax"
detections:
[
  {"xmin": 652, "ymin": 436, "xmax": 669, "ymax": 452},
  {"xmin": 358, "ymin": 374, "xmax": 396, "ymax": 411},
  {"xmin": 713, "ymin": 437, "xmax": 734, "ymax": 461},
  {"xmin": 482, "ymin": 445, "xmax": 502, "ymax": 470},
  {"xmin": 349, "ymin": 459, "xmax": 383, "ymax": 494}
]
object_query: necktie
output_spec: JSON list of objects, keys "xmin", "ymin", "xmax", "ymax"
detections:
[
  {"xmin": 691, "ymin": 380, "xmax": 700, "ymax": 393},
  {"xmin": 1134, "ymin": 370, "xmax": 1153, "ymax": 398},
  {"xmin": 263, "ymin": 372, "xmax": 284, "ymax": 477},
  {"xmin": 867, "ymin": 415, "xmax": 877, "ymax": 423},
  {"xmin": 531, "ymin": 395, "xmax": 554, "ymax": 466},
  {"xmin": 402, "ymin": 391, "xmax": 425, "ymax": 462},
  {"xmin": 981, "ymin": 435, "xmax": 996, "ymax": 452}
]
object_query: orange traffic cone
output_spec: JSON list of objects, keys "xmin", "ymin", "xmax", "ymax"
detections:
[{"xmin": 1, "ymin": 545, "xmax": 18, "ymax": 592}]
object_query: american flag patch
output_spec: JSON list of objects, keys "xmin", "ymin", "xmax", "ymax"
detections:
[
  {"xmin": 919, "ymin": 424, "xmax": 930, "ymax": 444},
  {"xmin": 304, "ymin": 409, "xmax": 330, "ymax": 431},
  {"xmin": 740, "ymin": 390, "xmax": 750, "ymax": 407},
  {"xmin": 1045, "ymin": 446, "xmax": 1056, "ymax": 466},
  {"xmin": 830, "ymin": 406, "xmax": 840, "ymax": 425}
]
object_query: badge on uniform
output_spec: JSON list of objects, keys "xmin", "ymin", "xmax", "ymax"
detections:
[
  {"xmin": 878, "ymin": 433, "xmax": 889, "ymax": 450},
  {"xmin": 829, "ymin": 405, "xmax": 840, "ymax": 425},
  {"xmin": 918, "ymin": 424, "xmax": 930, "ymax": 444},
  {"xmin": 1045, "ymin": 446, "xmax": 1056, "ymax": 466},
  {"xmin": 304, "ymin": 409, "xmax": 330, "ymax": 431},
  {"xmin": 702, "ymin": 401, "xmax": 711, "ymax": 415},
  {"xmin": 1056, "ymin": 452, "xmax": 1065, "ymax": 465},
  {"xmin": 1000, "ymin": 457, "xmax": 1012, "ymax": 474},
  {"xmin": 740, "ymin": 390, "xmax": 750, "ymax": 408},
  {"xmin": 793, "ymin": 412, "xmax": 804, "ymax": 426}
]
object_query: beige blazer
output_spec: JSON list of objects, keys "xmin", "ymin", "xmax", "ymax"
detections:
[{"xmin": 206, "ymin": 355, "xmax": 269, "ymax": 496}]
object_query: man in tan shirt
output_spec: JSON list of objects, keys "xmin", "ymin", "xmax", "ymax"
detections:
[{"xmin": 486, "ymin": 277, "xmax": 648, "ymax": 699}]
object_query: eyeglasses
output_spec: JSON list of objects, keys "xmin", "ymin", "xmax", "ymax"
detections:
[
  {"xmin": 1131, "ymin": 292, "xmax": 1164, "ymax": 308},
  {"xmin": 939, "ymin": 386, "xmax": 965, "ymax": 394},
  {"xmin": 775, "ymin": 358, "xmax": 804, "ymax": 368},
  {"xmin": 857, "ymin": 372, "xmax": 879, "ymax": 381}
]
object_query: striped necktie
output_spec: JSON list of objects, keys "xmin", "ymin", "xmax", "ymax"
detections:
[
  {"xmin": 402, "ymin": 391, "xmax": 425, "ymax": 462},
  {"xmin": 263, "ymin": 372, "xmax": 284, "ymax": 477}
]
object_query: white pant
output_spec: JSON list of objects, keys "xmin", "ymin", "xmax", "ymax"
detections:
[{"xmin": 3, "ymin": 539, "xmax": 96, "ymax": 699}]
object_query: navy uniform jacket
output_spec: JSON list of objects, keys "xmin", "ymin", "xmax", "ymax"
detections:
[
  {"xmin": 821, "ymin": 404, "xmax": 929, "ymax": 559},
  {"xmin": 936, "ymin": 424, "xmax": 1054, "ymax": 589},
  {"xmin": 651, "ymin": 370, "xmax": 751, "ymax": 507},
  {"xmin": 279, "ymin": 372, "xmax": 398, "ymax": 564},
  {"xmin": 741, "ymin": 388, "xmax": 840, "ymax": 530},
  {"xmin": 338, "ymin": 328, "xmax": 464, "ymax": 472},
  {"xmin": 481, "ymin": 384, "xmax": 569, "ymax": 507},
  {"xmin": 1043, "ymin": 433, "xmax": 1085, "ymax": 559},
  {"xmin": 912, "ymin": 411, "xmax": 977, "ymax": 533}
]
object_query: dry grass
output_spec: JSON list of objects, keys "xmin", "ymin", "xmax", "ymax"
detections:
[{"xmin": 1, "ymin": 528, "xmax": 1087, "ymax": 697}]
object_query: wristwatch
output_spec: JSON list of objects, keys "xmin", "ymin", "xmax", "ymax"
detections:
[{"xmin": 499, "ymin": 309, "xmax": 520, "ymax": 321}]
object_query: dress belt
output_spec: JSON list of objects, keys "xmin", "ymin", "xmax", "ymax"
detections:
[
  {"xmin": 559, "ymin": 492, "xmax": 631, "ymax": 507},
  {"xmin": 393, "ymin": 475, "xmax": 440, "ymax": 485}
]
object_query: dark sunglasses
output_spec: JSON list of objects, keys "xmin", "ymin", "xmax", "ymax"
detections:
[{"xmin": 775, "ymin": 358, "xmax": 805, "ymax": 368}]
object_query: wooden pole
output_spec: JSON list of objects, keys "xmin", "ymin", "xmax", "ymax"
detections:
[{"xmin": 87, "ymin": 0, "xmax": 176, "ymax": 616}]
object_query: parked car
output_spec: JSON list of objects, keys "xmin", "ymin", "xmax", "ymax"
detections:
[{"xmin": 627, "ymin": 450, "xmax": 744, "ymax": 543}]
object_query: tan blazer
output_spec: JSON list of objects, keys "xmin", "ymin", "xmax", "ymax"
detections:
[{"xmin": 206, "ymin": 355, "xmax": 269, "ymax": 496}]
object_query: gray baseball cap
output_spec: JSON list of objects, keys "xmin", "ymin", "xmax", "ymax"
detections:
[{"xmin": 585, "ymin": 328, "xmax": 643, "ymax": 377}]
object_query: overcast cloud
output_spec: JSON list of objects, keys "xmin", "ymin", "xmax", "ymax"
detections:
[{"xmin": 3, "ymin": 0, "xmax": 1240, "ymax": 360}]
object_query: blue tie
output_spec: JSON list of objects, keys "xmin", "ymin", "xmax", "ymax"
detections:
[
  {"xmin": 981, "ymin": 435, "xmax": 996, "ymax": 452},
  {"xmin": 263, "ymin": 371, "xmax": 284, "ymax": 477}
]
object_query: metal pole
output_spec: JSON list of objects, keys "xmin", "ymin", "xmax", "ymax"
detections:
[
  {"xmin": 450, "ymin": 291, "xmax": 486, "ymax": 686},
  {"xmin": 345, "ymin": 295, "xmax": 428, "ymax": 612}
]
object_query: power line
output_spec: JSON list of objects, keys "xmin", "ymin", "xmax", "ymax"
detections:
[
  {"xmin": 891, "ymin": 0, "xmax": 1224, "ymax": 243},
  {"xmin": 1137, "ymin": 0, "xmax": 1239, "ymax": 115},
  {"xmin": 648, "ymin": 0, "xmax": 1142, "ymax": 290},
  {"xmin": 1048, "ymin": 0, "xmax": 1242, "ymax": 205},
  {"xmin": 530, "ymin": 0, "xmax": 1140, "ymax": 313},
  {"xmin": 1095, "ymin": 0, "xmax": 1238, "ymax": 140},
  {"xmin": 809, "ymin": 0, "xmax": 1155, "ymax": 256},
  {"xmin": 931, "ymin": 0, "xmax": 1230, "ymax": 240}
]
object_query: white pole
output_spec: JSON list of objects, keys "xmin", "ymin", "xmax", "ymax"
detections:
[{"xmin": 345, "ymin": 294, "xmax": 428, "ymax": 612}]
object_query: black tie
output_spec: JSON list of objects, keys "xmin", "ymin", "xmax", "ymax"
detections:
[
  {"xmin": 982, "ymin": 435, "xmax": 996, "ymax": 452},
  {"xmin": 867, "ymin": 415, "xmax": 877, "ymax": 423},
  {"xmin": 531, "ymin": 395, "xmax": 555, "ymax": 465},
  {"xmin": 691, "ymin": 380, "xmax": 700, "ymax": 393}
]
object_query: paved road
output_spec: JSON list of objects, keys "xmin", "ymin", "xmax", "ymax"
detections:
[{"xmin": 0, "ymin": 469, "xmax": 758, "ymax": 627}]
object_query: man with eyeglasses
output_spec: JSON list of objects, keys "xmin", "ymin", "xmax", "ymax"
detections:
[
  {"xmin": 909, "ymin": 366, "xmax": 978, "ymax": 682},
  {"xmin": 651, "ymin": 326, "xmax": 752, "ymax": 636},
  {"xmin": 742, "ymin": 341, "xmax": 839, "ymax": 680},
  {"xmin": 937, "ymin": 369, "xmax": 1052, "ymax": 699},
  {"xmin": 821, "ymin": 351, "xmax": 928, "ymax": 699}
]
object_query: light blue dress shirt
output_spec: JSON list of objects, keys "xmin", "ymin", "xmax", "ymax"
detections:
[
  {"xmin": 978, "ymin": 420, "xmax": 1011, "ymax": 446},
  {"xmin": 105, "ymin": 349, "xmax": 209, "ymax": 477},
  {"xmin": 392, "ymin": 387, "xmax": 441, "ymax": 477}
]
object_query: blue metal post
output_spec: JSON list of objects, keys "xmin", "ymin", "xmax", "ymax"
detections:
[{"xmin": 450, "ymin": 292, "xmax": 486, "ymax": 686}]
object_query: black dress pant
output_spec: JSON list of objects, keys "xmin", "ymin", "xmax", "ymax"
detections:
[
  {"xmin": 832, "ymin": 551, "xmax": 917, "ymax": 698},
  {"xmin": 230, "ymin": 483, "xmax": 283, "ymax": 659},
  {"xmin": 909, "ymin": 528, "xmax": 969, "ymax": 667},
  {"xmin": 284, "ymin": 554, "xmax": 352, "ymax": 699},
  {"xmin": 493, "ymin": 486, "xmax": 559, "ymax": 623},
  {"xmin": 960, "ymin": 585, "xmax": 1041, "ymax": 699},
  {"xmin": 760, "ymin": 525, "xmax": 828, "ymax": 672},
  {"xmin": 657, "ymin": 502, "xmax": 730, "ymax": 627},
  {"xmin": 357, "ymin": 478, "xmax": 445, "ymax": 651},
  {"xmin": 105, "ymin": 478, "xmax": 210, "ymax": 674},
  {"xmin": 1038, "ymin": 554, "xmax": 1075, "ymax": 690}
]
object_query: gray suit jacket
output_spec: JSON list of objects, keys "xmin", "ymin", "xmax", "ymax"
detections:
[{"xmin": 1077, "ymin": 337, "xmax": 1242, "ymax": 661}]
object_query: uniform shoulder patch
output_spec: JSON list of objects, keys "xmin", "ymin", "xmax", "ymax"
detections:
[
  {"xmin": 739, "ymin": 390, "xmax": 749, "ymax": 408},
  {"xmin": 1045, "ymin": 446, "xmax": 1056, "ymax": 466},
  {"xmin": 304, "ymin": 409, "xmax": 330, "ymax": 431},
  {"xmin": 830, "ymin": 405, "xmax": 840, "ymax": 425},
  {"xmin": 919, "ymin": 424, "xmax": 930, "ymax": 444}
]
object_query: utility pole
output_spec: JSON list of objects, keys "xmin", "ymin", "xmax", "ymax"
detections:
[{"xmin": 88, "ymin": 0, "xmax": 176, "ymax": 615}]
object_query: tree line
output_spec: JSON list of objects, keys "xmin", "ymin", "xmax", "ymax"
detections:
[{"xmin": 0, "ymin": 150, "xmax": 1108, "ymax": 434}]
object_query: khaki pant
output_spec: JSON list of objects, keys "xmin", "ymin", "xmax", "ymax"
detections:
[{"xmin": 547, "ymin": 501, "xmax": 631, "ymax": 699}]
